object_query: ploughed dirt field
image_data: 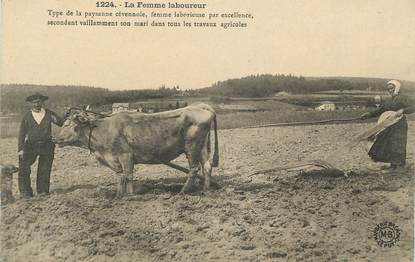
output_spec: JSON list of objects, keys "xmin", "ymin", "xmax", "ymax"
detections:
[{"xmin": 1, "ymin": 122, "xmax": 414, "ymax": 262}]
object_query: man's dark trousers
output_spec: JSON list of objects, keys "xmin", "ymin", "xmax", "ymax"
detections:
[{"xmin": 18, "ymin": 141, "xmax": 55, "ymax": 196}]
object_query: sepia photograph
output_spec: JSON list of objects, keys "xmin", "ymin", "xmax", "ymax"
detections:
[{"xmin": 1, "ymin": 0, "xmax": 414, "ymax": 261}]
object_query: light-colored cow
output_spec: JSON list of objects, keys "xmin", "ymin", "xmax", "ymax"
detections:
[{"xmin": 54, "ymin": 103, "xmax": 219, "ymax": 195}]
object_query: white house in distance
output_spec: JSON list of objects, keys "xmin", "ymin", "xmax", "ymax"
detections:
[
  {"xmin": 315, "ymin": 101, "xmax": 336, "ymax": 111},
  {"xmin": 274, "ymin": 91, "xmax": 290, "ymax": 97},
  {"xmin": 112, "ymin": 103, "xmax": 130, "ymax": 113},
  {"xmin": 374, "ymin": 95, "xmax": 382, "ymax": 107}
]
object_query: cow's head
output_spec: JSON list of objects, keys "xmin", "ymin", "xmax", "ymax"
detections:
[{"xmin": 54, "ymin": 108, "xmax": 91, "ymax": 146}]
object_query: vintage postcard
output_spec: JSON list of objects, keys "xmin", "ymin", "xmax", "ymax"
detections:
[{"xmin": 1, "ymin": 0, "xmax": 414, "ymax": 261}]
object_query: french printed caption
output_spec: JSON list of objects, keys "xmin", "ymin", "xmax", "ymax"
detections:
[{"xmin": 47, "ymin": 1, "xmax": 255, "ymax": 29}]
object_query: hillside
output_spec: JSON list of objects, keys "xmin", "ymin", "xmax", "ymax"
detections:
[
  {"xmin": 307, "ymin": 76, "xmax": 415, "ymax": 90},
  {"xmin": 198, "ymin": 75, "xmax": 415, "ymax": 98},
  {"xmin": 0, "ymin": 84, "xmax": 179, "ymax": 114}
]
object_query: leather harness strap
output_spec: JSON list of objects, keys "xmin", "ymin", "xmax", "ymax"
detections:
[{"xmin": 86, "ymin": 123, "xmax": 96, "ymax": 154}]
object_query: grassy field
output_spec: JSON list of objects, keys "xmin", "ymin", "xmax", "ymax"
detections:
[
  {"xmin": 216, "ymin": 110, "xmax": 367, "ymax": 129},
  {"xmin": 0, "ymin": 116, "xmax": 21, "ymax": 138},
  {"xmin": 3, "ymin": 107, "xmax": 415, "ymax": 138},
  {"xmin": 0, "ymin": 110, "xmax": 368, "ymax": 138}
]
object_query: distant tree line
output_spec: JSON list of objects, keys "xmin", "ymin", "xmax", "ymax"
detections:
[
  {"xmin": 0, "ymin": 84, "xmax": 181, "ymax": 114},
  {"xmin": 0, "ymin": 84, "xmax": 109, "ymax": 114},
  {"xmin": 197, "ymin": 74, "xmax": 415, "ymax": 97},
  {"xmin": 109, "ymin": 85, "xmax": 181, "ymax": 103}
]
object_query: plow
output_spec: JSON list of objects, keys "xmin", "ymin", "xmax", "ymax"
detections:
[
  {"xmin": 249, "ymin": 111, "xmax": 403, "ymax": 178},
  {"xmin": 249, "ymin": 159, "xmax": 345, "ymax": 177}
]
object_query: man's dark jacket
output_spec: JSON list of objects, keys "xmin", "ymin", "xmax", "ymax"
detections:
[{"xmin": 18, "ymin": 109, "xmax": 63, "ymax": 151}]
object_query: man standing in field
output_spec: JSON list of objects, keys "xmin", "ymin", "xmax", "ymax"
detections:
[{"xmin": 18, "ymin": 93, "xmax": 64, "ymax": 198}]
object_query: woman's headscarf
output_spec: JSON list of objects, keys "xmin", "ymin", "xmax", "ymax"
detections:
[{"xmin": 387, "ymin": 80, "xmax": 401, "ymax": 96}]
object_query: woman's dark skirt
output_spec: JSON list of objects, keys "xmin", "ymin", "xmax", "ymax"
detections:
[{"xmin": 368, "ymin": 116, "xmax": 408, "ymax": 165}]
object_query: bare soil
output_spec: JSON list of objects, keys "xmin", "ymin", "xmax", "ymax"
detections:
[{"xmin": 1, "ymin": 122, "xmax": 414, "ymax": 261}]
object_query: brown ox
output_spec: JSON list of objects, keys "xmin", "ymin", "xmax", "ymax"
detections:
[{"xmin": 54, "ymin": 103, "xmax": 219, "ymax": 195}]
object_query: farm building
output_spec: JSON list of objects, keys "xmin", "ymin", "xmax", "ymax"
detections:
[
  {"xmin": 274, "ymin": 91, "xmax": 290, "ymax": 97},
  {"xmin": 374, "ymin": 95, "xmax": 382, "ymax": 107},
  {"xmin": 315, "ymin": 101, "xmax": 336, "ymax": 111},
  {"xmin": 112, "ymin": 103, "xmax": 130, "ymax": 113}
]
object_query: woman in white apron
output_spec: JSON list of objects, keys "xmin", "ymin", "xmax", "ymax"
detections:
[{"xmin": 360, "ymin": 80, "xmax": 414, "ymax": 170}]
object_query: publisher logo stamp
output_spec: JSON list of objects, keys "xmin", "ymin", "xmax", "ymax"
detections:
[{"xmin": 373, "ymin": 221, "xmax": 401, "ymax": 247}]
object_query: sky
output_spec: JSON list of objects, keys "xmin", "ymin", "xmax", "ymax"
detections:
[{"xmin": 1, "ymin": 0, "xmax": 415, "ymax": 90}]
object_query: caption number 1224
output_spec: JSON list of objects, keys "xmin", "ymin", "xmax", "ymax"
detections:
[{"xmin": 96, "ymin": 2, "xmax": 116, "ymax": 7}]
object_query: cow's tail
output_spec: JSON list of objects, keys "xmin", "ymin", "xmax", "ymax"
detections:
[{"xmin": 212, "ymin": 113, "xmax": 219, "ymax": 167}]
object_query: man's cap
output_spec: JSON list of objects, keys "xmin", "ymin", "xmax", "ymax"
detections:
[{"xmin": 26, "ymin": 93, "xmax": 48, "ymax": 102}]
